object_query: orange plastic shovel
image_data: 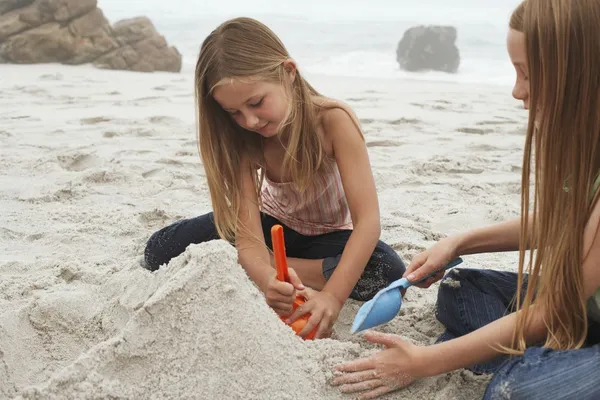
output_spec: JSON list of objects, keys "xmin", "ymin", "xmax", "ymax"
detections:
[{"xmin": 271, "ymin": 224, "xmax": 317, "ymax": 340}]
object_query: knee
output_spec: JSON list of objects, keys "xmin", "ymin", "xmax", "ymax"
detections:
[
  {"xmin": 483, "ymin": 359, "xmax": 530, "ymax": 400},
  {"xmin": 369, "ymin": 244, "xmax": 406, "ymax": 281},
  {"xmin": 437, "ymin": 269, "xmax": 463, "ymax": 299},
  {"xmin": 435, "ymin": 269, "xmax": 464, "ymax": 323},
  {"xmin": 348, "ymin": 247, "xmax": 406, "ymax": 302},
  {"xmin": 143, "ymin": 228, "xmax": 171, "ymax": 272}
]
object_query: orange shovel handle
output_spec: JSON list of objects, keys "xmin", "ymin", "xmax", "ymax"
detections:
[{"xmin": 271, "ymin": 225, "xmax": 289, "ymax": 282}]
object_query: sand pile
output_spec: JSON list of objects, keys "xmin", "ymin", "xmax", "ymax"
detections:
[{"xmin": 15, "ymin": 241, "xmax": 365, "ymax": 400}]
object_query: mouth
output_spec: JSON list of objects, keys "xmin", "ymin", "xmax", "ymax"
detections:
[{"xmin": 256, "ymin": 122, "xmax": 270, "ymax": 132}]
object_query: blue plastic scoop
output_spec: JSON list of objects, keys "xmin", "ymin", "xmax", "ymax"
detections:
[{"xmin": 351, "ymin": 257, "xmax": 464, "ymax": 334}]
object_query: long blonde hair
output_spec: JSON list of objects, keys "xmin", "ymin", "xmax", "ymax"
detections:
[
  {"xmin": 509, "ymin": 0, "xmax": 600, "ymax": 353},
  {"xmin": 194, "ymin": 17, "xmax": 326, "ymax": 242}
]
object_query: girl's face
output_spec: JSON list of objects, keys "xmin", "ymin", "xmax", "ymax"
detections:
[
  {"xmin": 507, "ymin": 28, "xmax": 530, "ymax": 110},
  {"xmin": 213, "ymin": 77, "xmax": 292, "ymax": 139}
]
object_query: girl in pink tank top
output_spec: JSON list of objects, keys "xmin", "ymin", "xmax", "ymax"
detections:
[{"xmin": 143, "ymin": 17, "xmax": 405, "ymax": 339}]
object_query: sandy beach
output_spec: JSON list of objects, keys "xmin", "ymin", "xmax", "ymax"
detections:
[{"xmin": 0, "ymin": 64, "xmax": 528, "ymax": 399}]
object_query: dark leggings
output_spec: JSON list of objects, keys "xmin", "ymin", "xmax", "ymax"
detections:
[{"xmin": 143, "ymin": 212, "xmax": 406, "ymax": 301}]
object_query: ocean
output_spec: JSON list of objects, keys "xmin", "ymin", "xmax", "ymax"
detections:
[{"xmin": 98, "ymin": 0, "xmax": 523, "ymax": 86}]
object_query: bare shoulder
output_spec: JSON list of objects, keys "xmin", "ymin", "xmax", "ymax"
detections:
[
  {"xmin": 315, "ymin": 97, "xmax": 359, "ymax": 124},
  {"xmin": 313, "ymin": 96, "xmax": 364, "ymax": 143}
]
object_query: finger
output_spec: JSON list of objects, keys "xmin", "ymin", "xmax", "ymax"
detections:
[
  {"xmin": 339, "ymin": 379, "xmax": 384, "ymax": 394},
  {"xmin": 363, "ymin": 330, "xmax": 403, "ymax": 348},
  {"xmin": 287, "ymin": 268, "xmax": 306, "ymax": 290},
  {"xmin": 331, "ymin": 369, "xmax": 378, "ymax": 386},
  {"xmin": 403, "ymin": 253, "xmax": 425, "ymax": 278},
  {"xmin": 270, "ymin": 302, "xmax": 293, "ymax": 315},
  {"xmin": 274, "ymin": 281, "xmax": 295, "ymax": 296},
  {"xmin": 335, "ymin": 357, "xmax": 375, "ymax": 373},
  {"xmin": 268, "ymin": 292, "xmax": 296, "ymax": 305},
  {"xmin": 314, "ymin": 313, "xmax": 330, "ymax": 339},
  {"xmin": 297, "ymin": 310, "xmax": 321, "ymax": 338},
  {"xmin": 286, "ymin": 300, "xmax": 312, "ymax": 323},
  {"xmin": 410, "ymin": 261, "xmax": 439, "ymax": 288},
  {"xmin": 359, "ymin": 385, "xmax": 395, "ymax": 400}
]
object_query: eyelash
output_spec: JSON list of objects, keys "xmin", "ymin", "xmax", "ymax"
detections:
[
  {"xmin": 228, "ymin": 97, "xmax": 264, "ymax": 116},
  {"xmin": 249, "ymin": 98, "xmax": 264, "ymax": 108}
]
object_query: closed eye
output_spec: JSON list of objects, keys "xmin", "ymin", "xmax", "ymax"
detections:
[{"xmin": 249, "ymin": 98, "xmax": 263, "ymax": 108}]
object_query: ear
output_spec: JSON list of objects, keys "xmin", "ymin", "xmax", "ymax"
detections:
[{"xmin": 282, "ymin": 59, "xmax": 297, "ymax": 83}]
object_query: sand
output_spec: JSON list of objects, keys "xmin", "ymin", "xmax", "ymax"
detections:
[{"xmin": 0, "ymin": 64, "xmax": 527, "ymax": 399}]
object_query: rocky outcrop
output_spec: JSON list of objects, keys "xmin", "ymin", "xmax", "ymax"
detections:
[
  {"xmin": 396, "ymin": 25, "xmax": 460, "ymax": 74},
  {"xmin": 0, "ymin": 0, "xmax": 182, "ymax": 73}
]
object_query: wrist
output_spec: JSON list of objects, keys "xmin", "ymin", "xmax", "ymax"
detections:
[
  {"xmin": 417, "ymin": 345, "xmax": 445, "ymax": 377},
  {"xmin": 321, "ymin": 288, "xmax": 345, "ymax": 308},
  {"xmin": 258, "ymin": 268, "xmax": 275, "ymax": 293},
  {"xmin": 450, "ymin": 231, "xmax": 469, "ymax": 256}
]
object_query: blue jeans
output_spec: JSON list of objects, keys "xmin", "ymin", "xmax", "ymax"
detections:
[
  {"xmin": 436, "ymin": 268, "xmax": 600, "ymax": 399},
  {"xmin": 143, "ymin": 212, "xmax": 406, "ymax": 301}
]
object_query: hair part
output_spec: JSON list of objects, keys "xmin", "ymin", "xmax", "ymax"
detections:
[{"xmin": 505, "ymin": 0, "xmax": 600, "ymax": 355}]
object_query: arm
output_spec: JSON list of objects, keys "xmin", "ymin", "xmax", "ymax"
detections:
[
  {"xmin": 454, "ymin": 214, "xmax": 534, "ymax": 255},
  {"xmin": 405, "ymin": 214, "xmax": 535, "ymax": 286},
  {"xmin": 424, "ymin": 200, "xmax": 600, "ymax": 376},
  {"xmin": 234, "ymin": 157, "xmax": 273, "ymax": 292},
  {"xmin": 322, "ymin": 107, "xmax": 381, "ymax": 304}
]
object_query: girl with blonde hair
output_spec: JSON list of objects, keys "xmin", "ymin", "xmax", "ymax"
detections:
[
  {"xmin": 332, "ymin": 0, "xmax": 600, "ymax": 398},
  {"xmin": 143, "ymin": 17, "xmax": 405, "ymax": 339}
]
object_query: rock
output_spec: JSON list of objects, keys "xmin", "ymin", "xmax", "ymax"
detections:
[
  {"xmin": 0, "ymin": 0, "xmax": 34, "ymax": 15},
  {"xmin": 93, "ymin": 17, "xmax": 181, "ymax": 72},
  {"xmin": 0, "ymin": 0, "xmax": 181, "ymax": 73},
  {"xmin": 396, "ymin": 25, "xmax": 460, "ymax": 74}
]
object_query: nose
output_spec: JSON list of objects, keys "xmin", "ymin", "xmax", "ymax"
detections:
[
  {"xmin": 512, "ymin": 80, "xmax": 528, "ymax": 101},
  {"xmin": 242, "ymin": 111, "xmax": 260, "ymax": 129}
]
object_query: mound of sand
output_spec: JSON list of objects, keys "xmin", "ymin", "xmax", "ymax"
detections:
[{"xmin": 15, "ymin": 241, "xmax": 364, "ymax": 400}]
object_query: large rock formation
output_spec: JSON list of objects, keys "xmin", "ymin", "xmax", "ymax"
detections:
[
  {"xmin": 0, "ymin": 0, "xmax": 182, "ymax": 73},
  {"xmin": 396, "ymin": 25, "xmax": 460, "ymax": 74}
]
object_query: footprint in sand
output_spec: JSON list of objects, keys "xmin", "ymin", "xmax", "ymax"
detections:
[
  {"xmin": 141, "ymin": 168, "xmax": 171, "ymax": 179},
  {"xmin": 456, "ymin": 127, "xmax": 493, "ymax": 135},
  {"xmin": 175, "ymin": 151, "xmax": 196, "ymax": 157},
  {"xmin": 38, "ymin": 73, "xmax": 63, "ymax": 81},
  {"xmin": 148, "ymin": 116, "xmax": 182, "ymax": 125},
  {"xmin": 80, "ymin": 117, "xmax": 111, "ymax": 125},
  {"xmin": 138, "ymin": 209, "xmax": 172, "ymax": 227},
  {"xmin": 366, "ymin": 140, "xmax": 404, "ymax": 148},
  {"xmin": 83, "ymin": 170, "xmax": 127, "ymax": 184},
  {"xmin": 56, "ymin": 153, "xmax": 101, "ymax": 171},
  {"xmin": 389, "ymin": 117, "xmax": 422, "ymax": 125},
  {"xmin": 475, "ymin": 119, "xmax": 518, "ymax": 126},
  {"xmin": 128, "ymin": 128, "xmax": 156, "ymax": 137}
]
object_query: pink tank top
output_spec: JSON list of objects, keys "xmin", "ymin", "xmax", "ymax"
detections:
[{"xmin": 260, "ymin": 158, "xmax": 353, "ymax": 236}]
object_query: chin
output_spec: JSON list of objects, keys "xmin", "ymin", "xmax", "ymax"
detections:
[{"xmin": 256, "ymin": 123, "xmax": 280, "ymax": 138}]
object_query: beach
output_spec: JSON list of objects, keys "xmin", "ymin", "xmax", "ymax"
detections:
[{"xmin": 0, "ymin": 63, "xmax": 527, "ymax": 399}]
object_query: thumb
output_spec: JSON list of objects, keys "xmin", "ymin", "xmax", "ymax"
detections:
[
  {"xmin": 287, "ymin": 267, "xmax": 305, "ymax": 290},
  {"xmin": 404, "ymin": 253, "xmax": 425, "ymax": 278},
  {"xmin": 406, "ymin": 260, "xmax": 437, "ymax": 283},
  {"xmin": 363, "ymin": 330, "xmax": 402, "ymax": 348}
]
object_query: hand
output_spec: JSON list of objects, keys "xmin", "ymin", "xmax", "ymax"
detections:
[
  {"xmin": 286, "ymin": 288, "xmax": 342, "ymax": 339},
  {"xmin": 264, "ymin": 268, "xmax": 305, "ymax": 317},
  {"xmin": 403, "ymin": 235, "xmax": 462, "ymax": 288},
  {"xmin": 331, "ymin": 331, "xmax": 428, "ymax": 399}
]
